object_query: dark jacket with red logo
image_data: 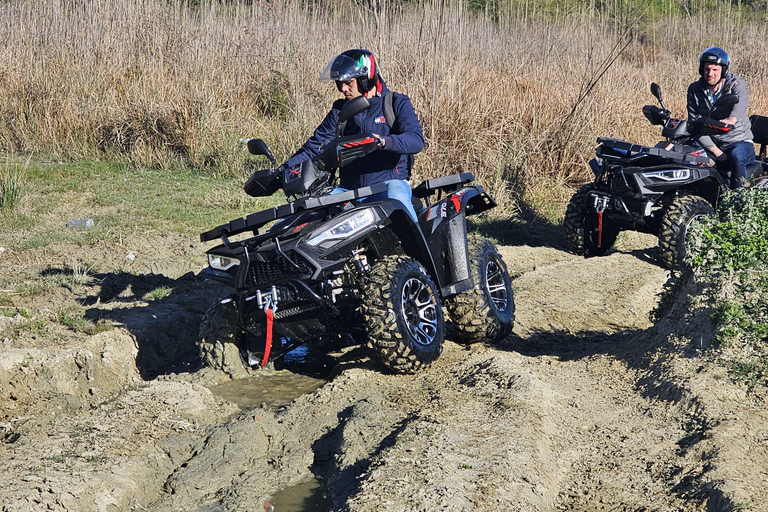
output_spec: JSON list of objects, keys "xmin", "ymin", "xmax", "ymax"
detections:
[{"xmin": 284, "ymin": 82, "xmax": 424, "ymax": 189}]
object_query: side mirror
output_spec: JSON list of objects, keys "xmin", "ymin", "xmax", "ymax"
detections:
[
  {"xmin": 650, "ymin": 82, "xmax": 662, "ymax": 102},
  {"xmin": 246, "ymin": 138, "xmax": 277, "ymax": 166},
  {"xmin": 335, "ymin": 96, "xmax": 371, "ymax": 138}
]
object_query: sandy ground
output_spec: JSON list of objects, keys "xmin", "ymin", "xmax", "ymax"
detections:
[{"xmin": 1, "ymin": 230, "xmax": 767, "ymax": 512}]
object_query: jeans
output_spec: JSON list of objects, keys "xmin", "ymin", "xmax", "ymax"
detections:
[
  {"xmin": 332, "ymin": 179, "xmax": 418, "ymax": 223},
  {"xmin": 720, "ymin": 141, "xmax": 757, "ymax": 189}
]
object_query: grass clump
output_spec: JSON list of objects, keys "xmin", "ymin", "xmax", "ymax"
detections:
[
  {"xmin": 57, "ymin": 305, "xmax": 113, "ymax": 335},
  {"xmin": 685, "ymin": 187, "xmax": 768, "ymax": 389},
  {"xmin": 0, "ymin": 156, "xmax": 30, "ymax": 212}
]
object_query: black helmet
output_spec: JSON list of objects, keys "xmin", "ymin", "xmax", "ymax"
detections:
[
  {"xmin": 319, "ymin": 49, "xmax": 379, "ymax": 93},
  {"xmin": 699, "ymin": 47, "xmax": 730, "ymax": 76}
]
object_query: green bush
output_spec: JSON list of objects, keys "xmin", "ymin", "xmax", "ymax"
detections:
[
  {"xmin": 686, "ymin": 187, "xmax": 768, "ymax": 389},
  {"xmin": 686, "ymin": 187, "xmax": 768, "ymax": 271}
]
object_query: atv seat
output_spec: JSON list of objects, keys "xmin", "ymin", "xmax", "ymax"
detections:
[{"xmin": 750, "ymin": 115, "xmax": 768, "ymax": 158}]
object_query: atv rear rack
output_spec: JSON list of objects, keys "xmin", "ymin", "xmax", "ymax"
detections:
[
  {"xmin": 596, "ymin": 138, "xmax": 711, "ymax": 166},
  {"xmin": 413, "ymin": 172, "xmax": 475, "ymax": 199}
]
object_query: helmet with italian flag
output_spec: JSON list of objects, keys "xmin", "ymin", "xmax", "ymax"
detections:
[{"xmin": 319, "ymin": 49, "xmax": 379, "ymax": 93}]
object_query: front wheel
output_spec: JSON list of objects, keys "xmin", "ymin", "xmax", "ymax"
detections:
[
  {"xmin": 564, "ymin": 184, "xmax": 620, "ymax": 257},
  {"xmin": 362, "ymin": 256, "xmax": 444, "ymax": 374},
  {"xmin": 445, "ymin": 236, "xmax": 515, "ymax": 344},
  {"xmin": 198, "ymin": 297, "xmax": 252, "ymax": 378},
  {"xmin": 658, "ymin": 195, "xmax": 714, "ymax": 270}
]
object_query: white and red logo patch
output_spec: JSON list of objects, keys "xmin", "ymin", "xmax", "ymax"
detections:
[
  {"xmin": 374, "ymin": 116, "xmax": 386, "ymax": 124},
  {"xmin": 427, "ymin": 203, "xmax": 447, "ymax": 221}
]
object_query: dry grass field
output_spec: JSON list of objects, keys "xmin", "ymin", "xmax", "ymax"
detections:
[{"xmin": 1, "ymin": 0, "xmax": 768, "ymax": 218}]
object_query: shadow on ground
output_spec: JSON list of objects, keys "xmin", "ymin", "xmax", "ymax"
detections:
[
  {"xmin": 470, "ymin": 214, "xmax": 569, "ymax": 250},
  {"xmin": 76, "ymin": 270, "xmax": 228, "ymax": 380}
]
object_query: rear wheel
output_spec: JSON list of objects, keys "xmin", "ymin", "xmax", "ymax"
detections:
[
  {"xmin": 445, "ymin": 236, "xmax": 515, "ymax": 344},
  {"xmin": 363, "ymin": 256, "xmax": 444, "ymax": 374},
  {"xmin": 658, "ymin": 195, "xmax": 714, "ymax": 270},
  {"xmin": 564, "ymin": 184, "xmax": 620, "ymax": 257},
  {"xmin": 198, "ymin": 297, "xmax": 252, "ymax": 378}
]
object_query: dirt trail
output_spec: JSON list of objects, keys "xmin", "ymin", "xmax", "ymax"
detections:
[{"xmin": 2, "ymin": 232, "xmax": 768, "ymax": 511}]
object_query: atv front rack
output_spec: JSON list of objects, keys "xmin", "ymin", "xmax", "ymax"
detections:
[
  {"xmin": 200, "ymin": 183, "xmax": 389, "ymax": 242},
  {"xmin": 596, "ymin": 138, "xmax": 711, "ymax": 166},
  {"xmin": 202, "ymin": 173, "xmax": 479, "ymax": 243}
]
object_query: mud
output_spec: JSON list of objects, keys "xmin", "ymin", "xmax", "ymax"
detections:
[{"xmin": 1, "ymin": 230, "xmax": 767, "ymax": 511}]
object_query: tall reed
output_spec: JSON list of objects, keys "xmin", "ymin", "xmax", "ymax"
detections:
[{"xmin": 1, "ymin": 0, "xmax": 767, "ymax": 218}]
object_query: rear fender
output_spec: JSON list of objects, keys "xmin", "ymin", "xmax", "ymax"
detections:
[{"xmin": 420, "ymin": 186, "xmax": 492, "ymax": 297}]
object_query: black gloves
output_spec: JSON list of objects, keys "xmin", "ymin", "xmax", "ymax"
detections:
[{"xmin": 712, "ymin": 153, "xmax": 729, "ymax": 163}]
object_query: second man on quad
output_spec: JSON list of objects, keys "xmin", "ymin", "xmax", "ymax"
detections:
[{"xmin": 687, "ymin": 46, "xmax": 756, "ymax": 189}]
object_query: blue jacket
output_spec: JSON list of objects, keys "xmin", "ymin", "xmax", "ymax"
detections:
[{"xmin": 284, "ymin": 82, "xmax": 424, "ymax": 189}]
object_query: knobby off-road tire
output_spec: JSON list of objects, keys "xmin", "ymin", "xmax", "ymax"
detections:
[
  {"xmin": 658, "ymin": 195, "xmax": 714, "ymax": 270},
  {"xmin": 445, "ymin": 236, "xmax": 515, "ymax": 345},
  {"xmin": 363, "ymin": 255, "xmax": 444, "ymax": 374},
  {"xmin": 564, "ymin": 184, "xmax": 620, "ymax": 257},
  {"xmin": 198, "ymin": 297, "xmax": 252, "ymax": 378}
]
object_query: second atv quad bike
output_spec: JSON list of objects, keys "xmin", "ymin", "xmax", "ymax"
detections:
[
  {"xmin": 565, "ymin": 82, "xmax": 768, "ymax": 269},
  {"xmin": 198, "ymin": 96, "xmax": 515, "ymax": 375}
]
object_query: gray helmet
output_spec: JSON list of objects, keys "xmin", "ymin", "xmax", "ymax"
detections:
[{"xmin": 699, "ymin": 47, "xmax": 730, "ymax": 76}]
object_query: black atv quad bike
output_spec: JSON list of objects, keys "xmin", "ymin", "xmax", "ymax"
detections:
[
  {"xmin": 565, "ymin": 82, "xmax": 768, "ymax": 269},
  {"xmin": 198, "ymin": 96, "xmax": 515, "ymax": 376}
]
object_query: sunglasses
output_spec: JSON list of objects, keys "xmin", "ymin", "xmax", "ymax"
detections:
[{"xmin": 335, "ymin": 79, "xmax": 355, "ymax": 91}]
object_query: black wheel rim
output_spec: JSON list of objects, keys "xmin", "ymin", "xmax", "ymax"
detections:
[
  {"xmin": 400, "ymin": 277, "xmax": 438, "ymax": 347},
  {"xmin": 485, "ymin": 259, "xmax": 509, "ymax": 312}
]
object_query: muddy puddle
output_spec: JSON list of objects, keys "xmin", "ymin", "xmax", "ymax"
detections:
[
  {"xmin": 194, "ymin": 477, "xmax": 332, "ymax": 512},
  {"xmin": 208, "ymin": 372, "xmax": 328, "ymax": 410},
  {"xmin": 207, "ymin": 346, "xmax": 332, "ymax": 410},
  {"xmin": 267, "ymin": 477, "xmax": 334, "ymax": 511}
]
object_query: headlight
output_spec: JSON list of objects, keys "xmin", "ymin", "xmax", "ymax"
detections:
[
  {"xmin": 307, "ymin": 208, "xmax": 376, "ymax": 247},
  {"xmin": 208, "ymin": 253, "xmax": 239, "ymax": 271},
  {"xmin": 642, "ymin": 169, "xmax": 691, "ymax": 181}
]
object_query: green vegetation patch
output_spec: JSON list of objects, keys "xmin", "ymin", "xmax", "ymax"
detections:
[
  {"xmin": 2, "ymin": 157, "xmax": 282, "ymax": 251},
  {"xmin": 685, "ymin": 187, "xmax": 768, "ymax": 390},
  {"xmin": 57, "ymin": 305, "xmax": 113, "ymax": 335}
]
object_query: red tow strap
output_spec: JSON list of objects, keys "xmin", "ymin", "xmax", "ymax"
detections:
[
  {"xmin": 597, "ymin": 209, "xmax": 604, "ymax": 249},
  {"xmin": 261, "ymin": 308, "xmax": 274, "ymax": 368}
]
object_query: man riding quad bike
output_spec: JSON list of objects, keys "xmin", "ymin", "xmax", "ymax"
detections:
[
  {"xmin": 197, "ymin": 96, "xmax": 515, "ymax": 376},
  {"xmin": 565, "ymin": 82, "xmax": 768, "ymax": 269}
]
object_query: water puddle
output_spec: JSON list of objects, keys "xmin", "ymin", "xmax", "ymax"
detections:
[
  {"xmin": 208, "ymin": 346, "xmax": 331, "ymax": 410},
  {"xmin": 266, "ymin": 476, "xmax": 334, "ymax": 511},
  {"xmin": 208, "ymin": 371, "xmax": 327, "ymax": 409},
  {"xmin": 194, "ymin": 477, "xmax": 332, "ymax": 512}
]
